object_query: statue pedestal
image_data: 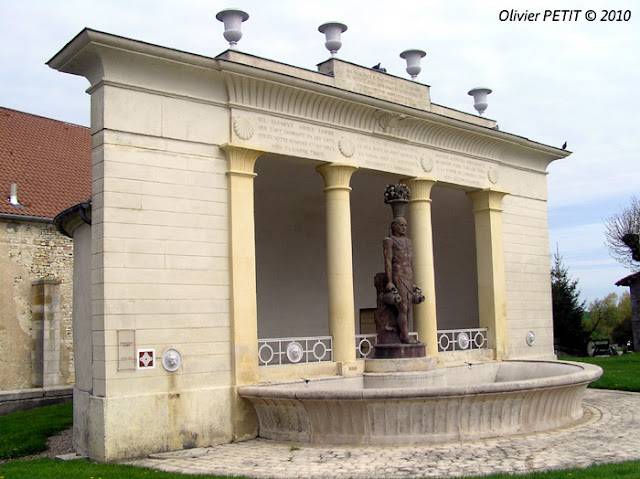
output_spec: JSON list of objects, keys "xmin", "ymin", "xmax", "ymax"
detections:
[
  {"xmin": 374, "ymin": 342, "xmax": 426, "ymax": 359},
  {"xmin": 365, "ymin": 355, "xmax": 435, "ymax": 373}
]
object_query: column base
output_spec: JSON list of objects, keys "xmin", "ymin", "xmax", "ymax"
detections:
[{"xmin": 337, "ymin": 361, "xmax": 365, "ymax": 377}]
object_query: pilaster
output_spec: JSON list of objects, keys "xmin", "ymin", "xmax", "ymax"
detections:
[
  {"xmin": 466, "ymin": 189, "xmax": 509, "ymax": 359},
  {"xmin": 222, "ymin": 144, "xmax": 265, "ymax": 440},
  {"xmin": 31, "ymin": 278, "xmax": 62, "ymax": 387}
]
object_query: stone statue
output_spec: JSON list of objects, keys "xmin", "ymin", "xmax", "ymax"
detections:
[{"xmin": 374, "ymin": 185, "xmax": 425, "ymax": 347}]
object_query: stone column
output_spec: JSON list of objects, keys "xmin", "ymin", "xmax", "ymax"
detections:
[
  {"xmin": 221, "ymin": 144, "xmax": 265, "ymax": 440},
  {"xmin": 466, "ymin": 189, "xmax": 509, "ymax": 359},
  {"xmin": 401, "ymin": 178, "xmax": 438, "ymax": 355},
  {"xmin": 31, "ymin": 278, "xmax": 62, "ymax": 387},
  {"xmin": 316, "ymin": 163, "xmax": 359, "ymax": 371}
]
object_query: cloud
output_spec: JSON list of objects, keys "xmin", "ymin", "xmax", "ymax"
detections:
[
  {"xmin": 1, "ymin": 0, "xmax": 637, "ymax": 305},
  {"xmin": 550, "ymin": 221, "xmax": 632, "ymax": 302}
]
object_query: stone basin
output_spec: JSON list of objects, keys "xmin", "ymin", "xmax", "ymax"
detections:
[{"xmin": 239, "ymin": 360, "xmax": 603, "ymax": 445}]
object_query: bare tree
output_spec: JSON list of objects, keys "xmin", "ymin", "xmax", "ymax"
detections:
[{"xmin": 604, "ymin": 195, "xmax": 640, "ymax": 271}]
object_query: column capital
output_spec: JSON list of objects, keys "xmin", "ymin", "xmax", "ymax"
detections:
[
  {"xmin": 316, "ymin": 163, "xmax": 358, "ymax": 191},
  {"xmin": 466, "ymin": 189, "xmax": 509, "ymax": 212},
  {"xmin": 221, "ymin": 144, "xmax": 266, "ymax": 177},
  {"xmin": 401, "ymin": 177, "xmax": 437, "ymax": 202}
]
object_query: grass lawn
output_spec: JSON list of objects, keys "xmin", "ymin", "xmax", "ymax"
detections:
[
  {"xmin": 0, "ymin": 457, "xmax": 240, "ymax": 479},
  {"xmin": 565, "ymin": 352, "xmax": 640, "ymax": 392},
  {"xmin": 1, "ymin": 457, "xmax": 640, "ymax": 479},
  {"xmin": 0, "ymin": 402, "xmax": 72, "ymax": 460},
  {"xmin": 479, "ymin": 461, "xmax": 640, "ymax": 478}
]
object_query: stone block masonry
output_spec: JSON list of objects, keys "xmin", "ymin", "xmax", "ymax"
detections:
[
  {"xmin": 45, "ymin": 28, "xmax": 571, "ymax": 461},
  {"xmin": 0, "ymin": 219, "xmax": 74, "ymax": 390},
  {"xmin": 31, "ymin": 278, "xmax": 62, "ymax": 387}
]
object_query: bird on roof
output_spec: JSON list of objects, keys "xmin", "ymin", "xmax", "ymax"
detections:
[
  {"xmin": 372, "ymin": 63, "xmax": 387, "ymax": 73},
  {"xmin": 562, "ymin": 141, "xmax": 567, "ymax": 150}
]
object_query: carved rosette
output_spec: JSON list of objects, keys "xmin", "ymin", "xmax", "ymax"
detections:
[
  {"xmin": 376, "ymin": 112, "xmax": 407, "ymax": 135},
  {"xmin": 338, "ymin": 137, "xmax": 356, "ymax": 158},
  {"xmin": 420, "ymin": 155, "xmax": 435, "ymax": 173},
  {"xmin": 488, "ymin": 166, "xmax": 500, "ymax": 185},
  {"xmin": 233, "ymin": 116, "xmax": 255, "ymax": 141}
]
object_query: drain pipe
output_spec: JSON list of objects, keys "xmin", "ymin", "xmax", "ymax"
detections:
[
  {"xmin": 0, "ymin": 212, "xmax": 52, "ymax": 223},
  {"xmin": 53, "ymin": 199, "xmax": 92, "ymax": 237}
]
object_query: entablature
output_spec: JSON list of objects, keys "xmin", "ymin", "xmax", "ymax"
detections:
[
  {"xmin": 216, "ymin": 52, "xmax": 569, "ymax": 177},
  {"xmin": 48, "ymin": 28, "xmax": 570, "ymax": 191}
]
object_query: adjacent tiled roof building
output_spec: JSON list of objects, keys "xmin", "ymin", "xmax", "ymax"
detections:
[
  {"xmin": 1, "ymin": 107, "xmax": 91, "ymax": 391},
  {"xmin": 616, "ymin": 271, "xmax": 640, "ymax": 287},
  {"xmin": 0, "ymin": 107, "xmax": 91, "ymax": 218}
]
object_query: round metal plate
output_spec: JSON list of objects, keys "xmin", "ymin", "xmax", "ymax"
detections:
[
  {"xmin": 286, "ymin": 342, "xmax": 304, "ymax": 363},
  {"xmin": 161, "ymin": 349, "xmax": 182, "ymax": 372},
  {"xmin": 457, "ymin": 332, "xmax": 470, "ymax": 350},
  {"xmin": 526, "ymin": 331, "xmax": 536, "ymax": 346}
]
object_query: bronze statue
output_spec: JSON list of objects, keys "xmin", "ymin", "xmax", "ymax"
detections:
[{"xmin": 374, "ymin": 185, "xmax": 425, "ymax": 345}]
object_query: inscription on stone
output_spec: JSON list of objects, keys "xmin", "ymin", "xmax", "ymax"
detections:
[
  {"xmin": 339, "ymin": 68, "xmax": 426, "ymax": 108},
  {"xmin": 235, "ymin": 112, "xmax": 423, "ymax": 176},
  {"xmin": 360, "ymin": 138, "xmax": 418, "ymax": 175},
  {"xmin": 317, "ymin": 60, "xmax": 429, "ymax": 109},
  {"xmin": 117, "ymin": 329, "xmax": 136, "ymax": 371},
  {"xmin": 233, "ymin": 112, "xmax": 490, "ymax": 185},
  {"xmin": 253, "ymin": 116, "xmax": 336, "ymax": 159},
  {"xmin": 426, "ymin": 151, "xmax": 486, "ymax": 187}
]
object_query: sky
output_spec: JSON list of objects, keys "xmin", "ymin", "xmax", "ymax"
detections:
[{"xmin": 1, "ymin": 0, "xmax": 638, "ymax": 306}]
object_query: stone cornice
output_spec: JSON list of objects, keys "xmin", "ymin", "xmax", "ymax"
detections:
[
  {"xmin": 47, "ymin": 28, "xmax": 217, "ymax": 79},
  {"xmin": 216, "ymin": 59, "xmax": 569, "ymax": 171},
  {"xmin": 48, "ymin": 28, "xmax": 570, "ymax": 173}
]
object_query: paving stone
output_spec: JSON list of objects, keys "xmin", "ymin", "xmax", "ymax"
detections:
[{"xmin": 128, "ymin": 390, "xmax": 640, "ymax": 478}]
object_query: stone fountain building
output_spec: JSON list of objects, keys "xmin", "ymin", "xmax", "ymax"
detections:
[{"xmin": 51, "ymin": 24, "xmax": 570, "ymax": 460}]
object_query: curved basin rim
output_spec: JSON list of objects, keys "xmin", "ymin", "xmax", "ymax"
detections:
[{"xmin": 238, "ymin": 360, "xmax": 603, "ymax": 400}]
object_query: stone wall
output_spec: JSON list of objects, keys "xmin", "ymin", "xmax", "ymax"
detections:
[
  {"xmin": 503, "ymin": 194, "xmax": 555, "ymax": 360},
  {"xmin": 0, "ymin": 218, "xmax": 74, "ymax": 390}
]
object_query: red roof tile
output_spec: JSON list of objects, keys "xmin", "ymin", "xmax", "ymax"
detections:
[
  {"xmin": 616, "ymin": 271, "xmax": 640, "ymax": 287},
  {"xmin": 0, "ymin": 107, "xmax": 91, "ymax": 219}
]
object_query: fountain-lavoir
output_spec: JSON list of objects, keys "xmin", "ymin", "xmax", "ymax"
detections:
[
  {"xmin": 239, "ymin": 360, "xmax": 601, "ymax": 445},
  {"xmin": 239, "ymin": 185, "xmax": 602, "ymax": 445},
  {"xmin": 51, "ymin": 8, "xmax": 601, "ymax": 462}
]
